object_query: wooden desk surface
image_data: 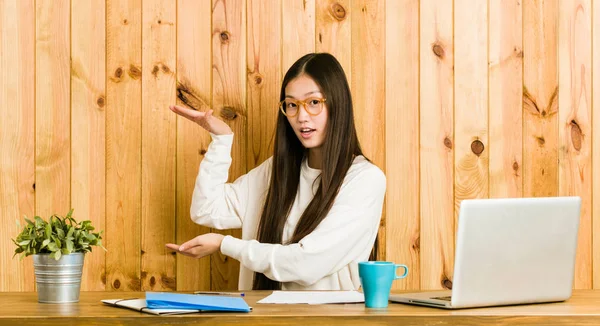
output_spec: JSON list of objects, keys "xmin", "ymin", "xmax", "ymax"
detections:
[{"xmin": 1, "ymin": 290, "xmax": 599, "ymax": 325}]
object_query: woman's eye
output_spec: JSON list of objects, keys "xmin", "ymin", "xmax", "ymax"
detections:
[
  {"xmin": 287, "ymin": 102, "xmax": 297, "ymax": 108},
  {"xmin": 309, "ymin": 99, "xmax": 319, "ymax": 105}
]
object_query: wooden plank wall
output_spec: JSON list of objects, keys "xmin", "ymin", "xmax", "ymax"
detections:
[{"xmin": 1, "ymin": 0, "xmax": 599, "ymax": 292}]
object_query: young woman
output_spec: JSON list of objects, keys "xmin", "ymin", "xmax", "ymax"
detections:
[{"xmin": 166, "ymin": 53, "xmax": 386, "ymax": 291}]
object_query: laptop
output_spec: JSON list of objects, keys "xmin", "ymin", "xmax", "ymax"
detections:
[{"xmin": 389, "ymin": 196, "xmax": 581, "ymax": 309}]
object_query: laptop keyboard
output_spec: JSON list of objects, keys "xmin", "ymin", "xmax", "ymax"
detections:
[{"xmin": 432, "ymin": 296, "xmax": 452, "ymax": 301}]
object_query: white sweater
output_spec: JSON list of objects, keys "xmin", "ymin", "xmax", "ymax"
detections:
[{"xmin": 190, "ymin": 133, "xmax": 386, "ymax": 291}]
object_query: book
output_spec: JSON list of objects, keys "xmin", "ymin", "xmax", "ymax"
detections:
[
  {"xmin": 145, "ymin": 292, "xmax": 251, "ymax": 312},
  {"xmin": 101, "ymin": 298, "xmax": 201, "ymax": 315}
]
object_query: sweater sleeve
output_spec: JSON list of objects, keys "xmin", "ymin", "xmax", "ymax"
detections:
[
  {"xmin": 220, "ymin": 166, "xmax": 386, "ymax": 286},
  {"xmin": 190, "ymin": 133, "xmax": 271, "ymax": 230}
]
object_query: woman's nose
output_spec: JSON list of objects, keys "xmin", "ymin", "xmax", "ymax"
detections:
[{"xmin": 297, "ymin": 104, "xmax": 310, "ymax": 122}]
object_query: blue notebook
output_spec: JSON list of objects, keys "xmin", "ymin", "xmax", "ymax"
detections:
[{"xmin": 145, "ymin": 292, "xmax": 251, "ymax": 312}]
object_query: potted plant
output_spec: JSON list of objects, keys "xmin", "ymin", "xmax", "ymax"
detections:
[{"xmin": 12, "ymin": 209, "xmax": 105, "ymax": 303}]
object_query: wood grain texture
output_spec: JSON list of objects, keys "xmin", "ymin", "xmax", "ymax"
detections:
[
  {"xmin": 4, "ymin": 291, "xmax": 600, "ymax": 325},
  {"xmin": 35, "ymin": 0, "xmax": 71, "ymax": 218},
  {"xmin": 175, "ymin": 0, "xmax": 212, "ymax": 292},
  {"xmin": 141, "ymin": 0, "xmax": 177, "ymax": 292},
  {"xmin": 282, "ymin": 0, "xmax": 315, "ymax": 73},
  {"xmin": 211, "ymin": 0, "xmax": 247, "ymax": 291},
  {"xmin": 385, "ymin": 0, "xmax": 419, "ymax": 290},
  {"xmin": 106, "ymin": 0, "xmax": 142, "ymax": 292},
  {"xmin": 593, "ymin": 0, "xmax": 600, "ymax": 289},
  {"xmin": 247, "ymin": 0, "xmax": 280, "ymax": 169},
  {"xmin": 454, "ymin": 0, "xmax": 489, "ymax": 213},
  {"xmin": 70, "ymin": 0, "xmax": 106, "ymax": 292},
  {"xmin": 419, "ymin": 0, "xmax": 454, "ymax": 290},
  {"xmin": 316, "ymin": 0, "xmax": 351, "ymax": 83},
  {"xmin": 0, "ymin": 0, "xmax": 35, "ymax": 292},
  {"xmin": 351, "ymin": 0, "xmax": 386, "ymax": 260},
  {"xmin": 523, "ymin": 0, "xmax": 559, "ymax": 198},
  {"xmin": 489, "ymin": 0, "xmax": 523, "ymax": 199},
  {"xmin": 558, "ymin": 0, "xmax": 592, "ymax": 289}
]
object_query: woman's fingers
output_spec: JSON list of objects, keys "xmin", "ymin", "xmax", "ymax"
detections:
[
  {"xmin": 165, "ymin": 243, "xmax": 181, "ymax": 252},
  {"xmin": 169, "ymin": 105, "xmax": 205, "ymax": 121}
]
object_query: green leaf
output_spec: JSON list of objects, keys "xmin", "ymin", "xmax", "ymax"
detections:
[
  {"xmin": 66, "ymin": 239, "xmax": 74, "ymax": 253},
  {"xmin": 50, "ymin": 250, "xmax": 61, "ymax": 260},
  {"xmin": 56, "ymin": 228, "xmax": 65, "ymax": 239},
  {"xmin": 47, "ymin": 242, "xmax": 59, "ymax": 252},
  {"xmin": 34, "ymin": 216, "xmax": 44, "ymax": 227},
  {"xmin": 67, "ymin": 226, "xmax": 74, "ymax": 239},
  {"xmin": 24, "ymin": 218, "xmax": 34, "ymax": 226},
  {"xmin": 41, "ymin": 239, "xmax": 50, "ymax": 249},
  {"xmin": 45, "ymin": 223, "xmax": 52, "ymax": 239},
  {"xmin": 18, "ymin": 240, "xmax": 31, "ymax": 246}
]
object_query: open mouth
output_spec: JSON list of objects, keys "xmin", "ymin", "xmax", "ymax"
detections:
[{"xmin": 300, "ymin": 127, "xmax": 316, "ymax": 138}]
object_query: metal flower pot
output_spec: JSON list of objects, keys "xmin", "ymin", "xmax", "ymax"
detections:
[{"xmin": 33, "ymin": 252, "xmax": 84, "ymax": 303}]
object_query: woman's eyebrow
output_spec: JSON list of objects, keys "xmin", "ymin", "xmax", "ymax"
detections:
[{"xmin": 285, "ymin": 90, "xmax": 322, "ymax": 99}]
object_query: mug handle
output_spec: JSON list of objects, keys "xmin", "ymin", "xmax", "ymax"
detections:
[{"xmin": 394, "ymin": 264, "xmax": 409, "ymax": 279}]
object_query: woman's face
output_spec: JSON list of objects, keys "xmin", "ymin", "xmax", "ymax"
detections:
[{"xmin": 282, "ymin": 75, "xmax": 328, "ymax": 150}]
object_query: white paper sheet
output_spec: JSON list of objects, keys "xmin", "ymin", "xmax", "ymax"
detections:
[{"xmin": 257, "ymin": 291, "xmax": 365, "ymax": 304}]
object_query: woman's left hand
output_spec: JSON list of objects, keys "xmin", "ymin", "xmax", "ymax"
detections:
[{"xmin": 165, "ymin": 233, "xmax": 225, "ymax": 259}]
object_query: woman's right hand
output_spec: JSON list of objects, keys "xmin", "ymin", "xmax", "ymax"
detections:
[{"xmin": 169, "ymin": 105, "xmax": 233, "ymax": 135}]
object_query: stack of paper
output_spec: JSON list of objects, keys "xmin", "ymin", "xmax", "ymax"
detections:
[{"xmin": 257, "ymin": 290, "xmax": 365, "ymax": 304}]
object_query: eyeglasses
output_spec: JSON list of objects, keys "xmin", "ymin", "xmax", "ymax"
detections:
[{"xmin": 278, "ymin": 97, "xmax": 326, "ymax": 117}]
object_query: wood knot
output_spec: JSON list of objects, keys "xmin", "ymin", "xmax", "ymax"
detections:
[
  {"xmin": 101, "ymin": 272, "xmax": 106, "ymax": 285},
  {"xmin": 128, "ymin": 65, "xmax": 142, "ymax": 79},
  {"xmin": 443, "ymin": 137, "xmax": 453, "ymax": 149},
  {"xmin": 162, "ymin": 65, "xmax": 171, "ymax": 74},
  {"xmin": 113, "ymin": 279, "xmax": 121, "ymax": 289},
  {"xmin": 512, "ymin": 161, "xmax": 519, "ymax": 171},
  {"xmin": 157, "ymin": 19, "xmax": 162, "ymax": 24},
  {"xmin": 220, "ymin": 106, "xmax": 238, "ymax": 121},
  {"xmin": 161, "ymin": 274, "xmax": 176, "ymax": 290},
  {"xmin": 471, "ymin": 140, "xmax": 484, "ymax": 156},
  {"xmin": 32, "ymin": 183, "xmax": 35, "ymax": 190},
  {"xmin": 123, "ymin": 19, "xmax": 128, "ymax": 25},
  {"xmin": 141, "ymin": 249, "xmax": 146, "ymax": 255},
  {"xmin": 115, "ymin": 67, "xmax": 123, "ymax": 78},
  {"xmin": 152, "ymin": 65, "xmax": 160, "ymax": 77},
  {"xmin": 330, "ymin": 3, "xmax": 347, "ymax": 21},
  {"xmin": 220, "ymin": 31, "xmax": 230, "ymax": 43},
  {"xmin": 432, "ymin": 43, "xmax": 445, "ymax": 59},
  {"xmin": 541, "ymin": 110, "xmax": 546, "ymax": 117},
  {"xmin": 570, "ymin": 120, "xmax": 582, "ymax": 151},
  {"xmin": 514, "ymin": 46, "xmax": 523, "ymax": 58},
  {"xmin": 150, "ymin": 276, "xmax": 156, "ymax": 287},
  {"xmin": 97, "ymin": 96, "xmax": 105, "ymax": 108},
  {"xmin": 412, "ymin": 236, "xmax": 420, "ymax": 252},
  {"xmin": 199, "ymin": 149, "xmax": 207, "ymax": 155},
  {"xmin": 536, "ymin": 136, "xmax": 545, "ymax": 146},
  {"xmin": 254, "ymin": 75, "xmax": 263, "ymax": 85},
  {"xmin": 442, "ymin": 278, "xmax": 453, "ymax": 289}
]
